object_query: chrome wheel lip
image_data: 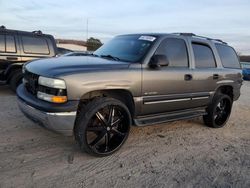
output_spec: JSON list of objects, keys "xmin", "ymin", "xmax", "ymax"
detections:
[{"xmin": 85, "ymin": 105, "xmax": 130, "ymax": 155}]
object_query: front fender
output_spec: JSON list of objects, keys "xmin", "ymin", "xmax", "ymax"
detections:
[{"xmin": 60, "ymin": 64, "xmax": 142, "ymax": 100}]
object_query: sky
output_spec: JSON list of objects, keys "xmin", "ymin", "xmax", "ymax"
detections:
[{"xmin": 0, "ymin": 0, "xmax": 250, "ymax": 54}]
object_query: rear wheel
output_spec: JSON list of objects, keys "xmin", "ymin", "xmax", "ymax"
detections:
[
  {"xmin": 9, "ymin": 70, "xmax": 23, "ymax": 92},
  {"xmin": 74, "ymin": 98, "xmax": 131, "ymax": 156},
  {"xmin": 203, "ymin": 94, "xmax": 232, "ymax": 128}
]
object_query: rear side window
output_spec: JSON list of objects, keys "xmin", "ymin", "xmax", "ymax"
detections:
[
  {"xmin": 192, "ymin": 43, "xmax": 216, "ymax": 68},
  {"xmin": 22, "ymin": 36, "xmax": 49, "ymax": 55},
  {"xmin": 156, "ymin": 38, "xmax": 189, "ymax": 67},
  {"xmin": 0, "ymin": 34, "xmax": 16, "ymax": 53},
  {"xmin": 6, "ymin": 35, "xmax": 16, "ymax": 53},
  {"xmin": 215, "ymin": 44, "xmax": 240, "ymax": 68}
]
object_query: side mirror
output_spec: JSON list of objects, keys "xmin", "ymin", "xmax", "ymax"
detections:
[{"xmin": 149, "ymin": 54, "xmax": 169, "ymax": 68}]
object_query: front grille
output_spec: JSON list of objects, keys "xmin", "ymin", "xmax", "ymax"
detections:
[{"xmin": 24, "ymin": 71, "xmax": 39, "ymax": 95}]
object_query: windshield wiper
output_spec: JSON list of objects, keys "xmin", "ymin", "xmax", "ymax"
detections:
[
  {"xmin": 100, "ymin": 54, "xmax": 121, "ymax": 61},
  {"xmin": 90, "ymin": 53, "xmax": 99, "ymax": 57}
]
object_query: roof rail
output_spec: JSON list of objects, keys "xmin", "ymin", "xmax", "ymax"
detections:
[
  {"xmin": 32, "ymin": 30, "xmax": 43, "ymax": 35},
  {"xmin": 0, "ymin": 25, "xmax": 6, "ymax": 29},
  {"xmin": 172, "ymin": 32, "xmax": 196, "ymax": 36},
  {"xmin": 172, "ymin": 32, "xmax": 227, "ymax": 44}
]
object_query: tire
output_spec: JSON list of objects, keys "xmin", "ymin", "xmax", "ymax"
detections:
[
  {"xmin": 203, "ymin": 94, "xmax": 232, "ymax": 128},
  {"xmin": 9, "ymin": 70, "xmax": 23, "ymax": 92},
  {"xmin": 74, "ymin": 97, "xmax": 131, "ymax": 157}
]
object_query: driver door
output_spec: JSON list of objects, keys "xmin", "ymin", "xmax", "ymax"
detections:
[{"xmin": 141, "ymin": 37, "xmax": 193, "ymax": 115}]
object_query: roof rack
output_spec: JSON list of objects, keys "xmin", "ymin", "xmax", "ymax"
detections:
[
  {"xmin": 32, "ymin": 30, "xmax": 43, "ymax": 35},
  {"xmin": 173, "ymin": 32, "xmax": 227, "ymax": 44},
  {"xmin": 172, "ymin": 32, "xmax": 195, "ymax": 36}
]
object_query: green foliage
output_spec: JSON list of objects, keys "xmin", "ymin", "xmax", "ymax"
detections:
[{"xmin": 87, "ymin": 37, "xmax": 103, "ymax": 51}]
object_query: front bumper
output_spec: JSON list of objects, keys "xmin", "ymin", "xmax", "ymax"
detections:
[{"xmin": 17, "ymin": 85, "xmax": 78, "ymax": 136}]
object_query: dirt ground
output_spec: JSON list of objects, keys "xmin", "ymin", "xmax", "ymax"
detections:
[{"xmin": 0, "ymin": 83, "xmax": 249, "ymax": 188}]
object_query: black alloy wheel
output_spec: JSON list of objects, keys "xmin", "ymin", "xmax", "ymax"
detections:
[
  {"xmin": 203, "ymin": 94, "xmax": 232, "ymax": 128},
  {"xmin": 75, "ymin": 98, "xmax": 131, "ymax": 156}
]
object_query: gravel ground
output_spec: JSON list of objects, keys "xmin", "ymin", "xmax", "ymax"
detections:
[{"xmin": 0, "ymin": 83, "xmax": 249, "ymax": 188}]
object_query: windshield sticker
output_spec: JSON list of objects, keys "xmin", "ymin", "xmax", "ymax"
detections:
[{"xmin": 139, "ymin": 36, "xmax": 156, "ymax": 42}]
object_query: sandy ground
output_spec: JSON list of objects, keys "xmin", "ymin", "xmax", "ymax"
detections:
[{"xmin": 0, "ymin": 83, "xmax": 249, "ymax": 188}]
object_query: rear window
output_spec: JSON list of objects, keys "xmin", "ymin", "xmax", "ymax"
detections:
[
  {"xmin": 192, "ymin": 43, "xmax": 216, "ymax": 68},
  {"xmin": 22, "ymin": 36, "xmax": 49, "ymax": 55},
  {"xmin": 0, "ymin": 34, "xmax": 16, "ymax": 53},
  {"xmin": 215, "ymin": 44, "xmax": 240, "ymax": 69}
]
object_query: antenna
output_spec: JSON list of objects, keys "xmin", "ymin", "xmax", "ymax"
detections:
[{"xmin": 86, "ymin": 18, "xmax": 89, "ymax": 41}]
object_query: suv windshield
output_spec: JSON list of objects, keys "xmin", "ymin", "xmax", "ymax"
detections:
[{"xmin": 94, "ymin": 35, "xmax": 157, "ymax": 62}]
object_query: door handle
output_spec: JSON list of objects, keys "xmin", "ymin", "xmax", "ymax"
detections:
[
  {"xmin": 184, "ymin": 74, "xmax": 193, "ymax": 81},
  {"xmin": 6, "ymin": 57, "xmax": 18, "ymax": 61},
  {"xmin": 213, "ymin": 74, "xmax": 219, "ymax": 79}
]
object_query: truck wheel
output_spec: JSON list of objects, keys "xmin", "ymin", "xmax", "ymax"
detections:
[
  {"xmin": 9, "ymin": 70, "xmax": 23, "ymax": 92},
  {"xmin": 203, "ymin": 94, "xmax": 232, "ymax": 128},
  {"xmin": 74, "ymin": 97, "xmax": 131, "ymax": 157}
]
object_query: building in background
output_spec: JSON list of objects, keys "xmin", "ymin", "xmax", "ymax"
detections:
[{"xmin": 56, "ymin": 39, "xmax": 87, "ymax": 51}]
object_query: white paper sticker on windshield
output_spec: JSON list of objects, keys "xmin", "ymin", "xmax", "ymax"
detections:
[{"xmin": 139, "ymin": 36, "xmax": 156, "ymax": 42}]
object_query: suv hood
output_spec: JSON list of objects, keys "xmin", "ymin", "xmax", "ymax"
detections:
[{"xmin": 25, "ymin": 56, "xmax": 131, "ymax": 77}]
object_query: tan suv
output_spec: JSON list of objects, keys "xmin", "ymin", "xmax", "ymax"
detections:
[
  {"xmin": 17, "ymin": 33, "xmax": 242, "ymax": 156},
  {"xmin": 0, "ymin": 26, "xmax": 57, "ymax": 91}
]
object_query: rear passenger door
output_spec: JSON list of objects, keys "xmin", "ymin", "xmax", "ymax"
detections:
[{"xmin": 189, "ymin": 40, "xmax": 221, "ymax": 108}]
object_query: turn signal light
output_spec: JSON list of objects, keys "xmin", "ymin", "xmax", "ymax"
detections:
[{"xmin": 51, "ymin": 96, "xmax": 67, "ymax": 103}]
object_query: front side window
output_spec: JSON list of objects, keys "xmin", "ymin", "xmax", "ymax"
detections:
[
  {"xmin": 192, "ymin": 43, "xmax": 216, "ymax": 68},
  {"xmin": 22, "ymin": 36, "xmax": 49, "ymax": 55},
  {"xmin": 215, "ymin": 44, "xmax": 240, "ymax": 69},
  {"xmin": 94, "ymin": 35, "xmax": 156, "ymax": 62},
  {"xmin": 155, "ymin": 38, "xmax": 189, "ymax": 67}
]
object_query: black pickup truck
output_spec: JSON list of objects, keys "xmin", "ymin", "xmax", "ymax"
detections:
[{"xmin": 0, "ymin": 26, "xmax": 57, "ymax": 91}]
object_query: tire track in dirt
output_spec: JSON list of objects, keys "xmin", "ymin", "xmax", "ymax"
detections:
[{"xmin": 0, "ymin": 83, "xmax": 250, "ymax": 188}]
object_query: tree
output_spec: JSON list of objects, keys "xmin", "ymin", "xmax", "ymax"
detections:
[
  {"xmin": 87, "ymin": 37, "xmax": 103, "ymax": 51},
  {"xmin": 236, "ymin": 51, "xmax": 241, "ymax": 57}
]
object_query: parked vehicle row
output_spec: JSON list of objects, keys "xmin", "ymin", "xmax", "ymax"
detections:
[
  {"xmin": 0, "ymin": 26, "xmax": 92, "ymax": 91},
  {"xmin": 241, "ymin": 62, "xmax": 250, "ymax": 80}
]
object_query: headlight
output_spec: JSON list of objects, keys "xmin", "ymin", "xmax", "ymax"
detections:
[
  {"xmin": 37, "ymin": 76, "xmax": 67, "ymax": 103},
  {"xmin": 38, "ymin": 76, "xmax": 66, "ymax": 89}
]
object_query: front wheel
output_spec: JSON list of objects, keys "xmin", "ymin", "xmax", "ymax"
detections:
[
  {"xmin": 203, "ymin": 94, "xmax": 232, "ymax": 128},
  {"xmin": 74, "ymin": 98, "xmax": 131, "ymax": 157}
]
